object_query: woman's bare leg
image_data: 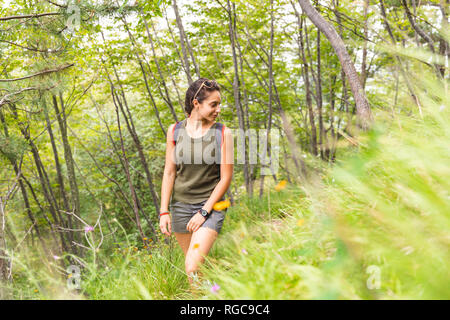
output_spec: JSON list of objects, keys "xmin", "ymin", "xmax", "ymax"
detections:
[
  {"xmin": 174, "ymin": 232, "xmax": 192, "ymax": 256},
  {"xmin": 185, "ymin": 227, "xmax": 218, "ymax": 286}
]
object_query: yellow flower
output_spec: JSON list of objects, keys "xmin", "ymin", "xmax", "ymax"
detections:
[
  {"xmin": 297, "ymin": 219, "xmax": 304, "ymax": 227},
  {"xmin": 34, "ymin": 289, "xmax": 38, "ymax": 293},
  {"xmin": 143, "ymin": 237, "xmax": 148, "ymax": 241},
  {"xmin": 193, "ymin": 243, "xmax": 200, "ymax": 249},
  {"xmin": 213, "ymin": 199, "xmax": 231, "ymax": 211},
  {"xmin": 67, "ymin": 274, "xmax": 72, "ymax": 279},
  {"xmin": 275, "ymin": 180, "xmax": 287, "ymax": 191}
]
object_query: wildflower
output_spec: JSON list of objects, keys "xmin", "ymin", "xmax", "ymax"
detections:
[
  {"xmin": 274, "ymin": 180, "xmax": 287, "ymax": 191},
  {"xmin": 143, "ymin": 246, "xmax": 148, "ymax": 249},
  {"xmin": 84, "ymin": 225, "xmax": 94, "ymax": 232},
  {"xmin": 241, "ymin": 249, "xmax": 248, "ymax": 255},
  {"xmin": 210, "ymin": 283, "xmax": 220, "ymax": 294},
  {"xmin": 213, "ymin": 199, "xmax": 231, "ymax": 211},
  {"xmin": 67, "ymin": 273, "xmax": 72, "ymax": 279},
  {"xmin": 34, "ymin": 289, "xmax": 38, "ymax": 293},
  {"xmin": 193, "ymin": 243, "xmax": 200, "ymax": 249},
  {"xmin": 143, "ymin": 237, "xmax": 148, "ymax": 241},
  {"xmin": 53, "ymin": 255, "xmax": 60, "ymax": 260},
  {"xmin": 297, "ymin": 219, "xmax": 304, "ymax": 227}
]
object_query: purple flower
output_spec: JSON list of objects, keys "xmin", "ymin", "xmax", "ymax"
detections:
[
  {"xmin": 210, "ymin": 283, "xmax": 220, "ymax": 294},
  {"xmin": 84, "ymin": 225, "xmax": 94, "ymax": 232},
  {"xmin": 241, "ymin": 249, "xmax": 248, "ymax": 255}
]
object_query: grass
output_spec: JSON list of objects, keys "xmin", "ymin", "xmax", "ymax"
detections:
[{"xmin": 2, "ymin": 55, "xmax": 449, "ymax": 300}]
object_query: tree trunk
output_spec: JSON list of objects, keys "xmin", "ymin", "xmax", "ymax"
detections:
[
  {"xmin": 100, "ymin": 36, "xmax": 161, "ymax": 217},
  {"xmin": 54, "ymin": 93, "xmax": 82, "ymax": 249},
  {"xmin": 298, "ymin": 0, "xmax": 373, "ymax": 130},
  {"xmin": 9, "ymin": 103, "xmax": 70, "ymax": 253},
  {"xmin": 227, "ymin": 0, "xmax": 250, "ymax": 195},
  {"xmin": 378, "ymin": 0, "xmax": 423, "ymax": 115},
  {"xmin": 292, "ymin": 3, "xmax": 318, "ymax": 156},
  {"xmin": 315, "ymin": 16, "xmax": 325, "ymax": 160},
  {"xmin": 140, "ymin": 9, "xmax": 179, "ymax": 122},
  {"xmin": 172, "ymin": 0, "xmax": 199, "ymax": 84}
]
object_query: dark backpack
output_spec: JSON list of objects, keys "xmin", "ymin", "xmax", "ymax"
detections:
[{"xmin": 172, "ymin": 120, "xmax": 225, "ymax": 164}]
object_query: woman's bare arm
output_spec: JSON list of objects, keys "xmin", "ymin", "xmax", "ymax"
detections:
[
  {"xmin": 201, "ymin": 127, "xmax": 234, "ymax": 213},
  {"xmin": 160, "ymin": 123, "xmax": 177, "ymax": 214}
]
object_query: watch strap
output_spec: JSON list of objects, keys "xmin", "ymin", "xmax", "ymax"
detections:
[{"xmin": 199, "ymin": 208, "xmax": 210, "ymax": 218}]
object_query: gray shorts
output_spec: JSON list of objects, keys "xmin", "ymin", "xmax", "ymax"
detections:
[{"xmin": 170, "ymin": 199, "xmax": 227, "ymax": 234}]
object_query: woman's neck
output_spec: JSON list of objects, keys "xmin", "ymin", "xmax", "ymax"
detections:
[{"xmin": 187, "ymin": 113, "xmax": 214, "ymax": 130}]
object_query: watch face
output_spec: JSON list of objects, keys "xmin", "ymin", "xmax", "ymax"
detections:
[{"xmin": 200, "ymin": 209, "xmax": 208, "ymax": 217}]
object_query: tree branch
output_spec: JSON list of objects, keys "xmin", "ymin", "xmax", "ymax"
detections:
[
  {"xmin": 0, "ymin": 63, "xmax": 74, "ymax": 82},
  {"xmin": 0, "ymin": 12, "xmax": 61, "ymax": 21},
  {"xmin": 0, "ymin": 39, "xmax": 63, "ymax": 53}
]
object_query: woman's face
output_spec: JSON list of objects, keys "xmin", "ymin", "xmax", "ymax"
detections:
[{"xmin": 194, "ymin": 90, "xmax": 221, "ymax": 122}]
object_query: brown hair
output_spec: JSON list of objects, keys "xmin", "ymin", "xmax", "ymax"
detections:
[{"xmin": 184, "ymin": 78, "xmax": 221, "ymax": 116}]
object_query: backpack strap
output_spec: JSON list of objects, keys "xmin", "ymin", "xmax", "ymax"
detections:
[{"xmin": 172, "ymin": 120, "xmax": 183, "ymax": 145}]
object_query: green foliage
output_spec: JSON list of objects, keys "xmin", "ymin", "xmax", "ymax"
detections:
[
  {"xmin": 1, "ymin": 0, "xmax": 448, "ymax": 300},
  {"xmin": 0, "ymin": 134, "xmax": 29, "ymax": 162}
]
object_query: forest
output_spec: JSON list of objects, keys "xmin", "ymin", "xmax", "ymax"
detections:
[{"xmin": 0, "ymin": 0, "xmax": 448, "ymax": 299}]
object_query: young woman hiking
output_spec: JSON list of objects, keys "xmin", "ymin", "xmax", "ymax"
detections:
[{"xmin": 159, "ymin": 78, "xmax": 234, "ymax": 288}]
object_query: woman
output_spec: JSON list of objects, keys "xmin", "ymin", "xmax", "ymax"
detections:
[{"xmin": 159, "ymin": 78, "xmax": 234, "ymax": 287}]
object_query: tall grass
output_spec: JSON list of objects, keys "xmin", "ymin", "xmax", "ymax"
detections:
[{"xmin": 2, "ymin": 43, "xmax": 449, "ymax": 300}]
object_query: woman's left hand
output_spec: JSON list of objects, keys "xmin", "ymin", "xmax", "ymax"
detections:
[{"xmin": 186, "ymin": 212, "xmax": 206, "ymax": 233}]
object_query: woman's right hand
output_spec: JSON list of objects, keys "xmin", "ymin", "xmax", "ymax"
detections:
[{"xmin": 159, "ymin": 214, "xmax": 172, "ymax": 236}]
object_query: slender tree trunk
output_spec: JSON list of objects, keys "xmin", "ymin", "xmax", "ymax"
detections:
[
  {"xmin": 54, "ymin": 93, "xmax": 82, "ymax": 249},
  {"xmin": 361, "ymin": 0, "xmax": 369, "ymax": 89},
  {"xmin": 0, "ymin": 195, "xmax": 9, "ymax": 292},
  {"xmin": 227, "ymin": 0, "xmax": 250, "ymax": 195},
  {"xmin": 0, "ymin": 109, "xmax": 50, "ymax": 256},
  {"xmin": 43, "ymin": 98, "xmax": 70, "ymax": 213},
  {"xmin": 100, "ymin": 35, "xmax": 161, "ymax": 216},
  {"xmin": 378, "ymin": 0, "xmax": 423, "ymax": 115},
  {"xmin": 112, "ymin": 90, "xmax": 146, "ymax": 240},
  {"xmin": 401, "ymin": 0, "xmax": 442, "ymax": 79},
  {"xmin": 110, "ymin": 22, "xmax": 167, "ymax": 136},
  {"xmin": 8, "ymin": 103, "xmax": 70, "ymax": 253},
  {"xmin": 331, "ymin": 1, "xmax": 352, "ymax": 132},
  {"xmin": 140, "ymin": 9, "xmax": 179, "ymax": 122},
  {"xmin": 329, "ymin": 74, "xmax": 337, "ymax": 161},
  {"xmin": 315, "ymin": 17, "xmax": 325, "ymax": 160},
  {"xmin": 234, "ymin": 10, "xmax": 254, "ymax": 197},
  {"xmin": 293, "ymin": 7, "xmax": 318, "ymax": 155},
  {"xmin": 298, "ymin": 0, "xmax": 373, "ymax": 130},
  {"xmin": 172, "ymin": 0, "xmax": 197, "ymax": 84}
]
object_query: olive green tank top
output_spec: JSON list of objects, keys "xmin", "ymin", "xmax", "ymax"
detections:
[{"xmin": 172, "ymin": 119, "xmax": 225, "ymax": 204}]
